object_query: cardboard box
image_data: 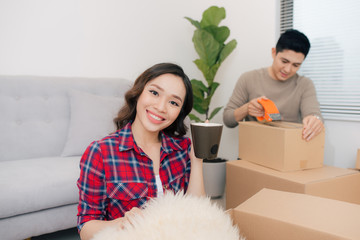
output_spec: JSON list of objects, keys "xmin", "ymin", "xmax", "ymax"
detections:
[
  {"xmin": 230, "ymin": 188, "xmax": 360, "ymax": 240},
  {"xmin": 356, "ymin": 148, "xmax": 360, "ymax": 170},
  {"xmin": 238, "ymin": 121, "xmax": 325, "ymax": 171},
  {"xmin": 226, "ymin": 160, "xmax": 360, "ymax": 209}
]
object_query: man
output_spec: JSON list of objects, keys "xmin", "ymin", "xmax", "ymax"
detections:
[{"xmin": 223, "ymin": 29, "xmax": 323, "ymax": 141}]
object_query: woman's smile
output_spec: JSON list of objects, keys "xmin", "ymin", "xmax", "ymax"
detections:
[{"xmin": 147, "ymin": 110, "xmax": 165, "ymax": 123}]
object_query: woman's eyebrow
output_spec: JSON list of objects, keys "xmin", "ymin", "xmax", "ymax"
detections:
[{"xmin": 149, "ymin": 83, "xmax": 183, "ymax": 103}]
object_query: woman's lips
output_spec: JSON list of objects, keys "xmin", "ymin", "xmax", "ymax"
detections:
[{"xmin": 147, "ymin": 110, "xmax": 165, "ymax": 123}]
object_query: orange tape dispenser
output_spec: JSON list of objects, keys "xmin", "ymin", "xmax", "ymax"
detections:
[{"xmin": 256, "ymin": 98, "xmax": 282, "ymax": 122}]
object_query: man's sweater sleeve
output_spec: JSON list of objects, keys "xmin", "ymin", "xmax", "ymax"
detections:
[
  {"xmin": 223, "ymin": 75, "xmax": 249, "ymax": 128},
  {"xmin": 300, "ymin": 77, "xmax": 323, "ymax": 121}
]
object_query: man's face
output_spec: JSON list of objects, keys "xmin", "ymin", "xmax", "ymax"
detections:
[{"xmin": 269, "ymin": 48, "xmax": 305, "ymax": 81}]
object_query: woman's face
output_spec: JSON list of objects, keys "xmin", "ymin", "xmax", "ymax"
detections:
[{"xmin": 134, "ymin": 73, "xmax": 186, "ymax": 134}]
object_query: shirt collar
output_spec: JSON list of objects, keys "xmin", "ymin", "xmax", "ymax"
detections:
[
  {"xmin": 117, "ymin": 122, "xmax": 136, "ymax": 152},
  {"xmin": 160, "ymin": 131, "xmax": 183, "ymax": 154},
  {"xmin": 117, "ymin": 122, "xmax": 184, "ymax": 153}
]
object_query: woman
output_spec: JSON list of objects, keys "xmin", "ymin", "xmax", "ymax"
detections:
[{"xmin": 77, "ymin": 63, "xmax": 205, "ymax": 240}]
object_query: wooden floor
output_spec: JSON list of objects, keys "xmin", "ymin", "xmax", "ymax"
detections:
[{"xmin": 31, "ymin": 228, "xmax": 79, "ymax": 240}]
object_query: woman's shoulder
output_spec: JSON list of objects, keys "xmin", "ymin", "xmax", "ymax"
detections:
[{"xmin": 88, "ymin": 131, "xmax": 121, "ymax": 149}]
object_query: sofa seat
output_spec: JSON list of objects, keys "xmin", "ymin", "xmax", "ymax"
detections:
[
  {"xmin": 0, "ymin": 75, "xmax": 132, "ymax": 239},
  {"xmin": 0, "ymin": 156, "xmax": 80, "ymax": 219}
]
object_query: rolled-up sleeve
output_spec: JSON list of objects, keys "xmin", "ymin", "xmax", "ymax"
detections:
[{"xmin": 77, "ymin": 141, "xmax": 106, "ymax": 232}]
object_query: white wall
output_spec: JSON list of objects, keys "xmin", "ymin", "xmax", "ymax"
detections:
[
  {"xmin": 323, "ymin": 120, "xmax": 360, "ymax": 168},
  {"xmin": 0, "ymin": 0, "xmax": 358, "ymax": 168}
]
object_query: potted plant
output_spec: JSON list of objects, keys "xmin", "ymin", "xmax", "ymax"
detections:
[
  {"xmin": 185, "ymin": 6, "xmax": 237, "ymax": 198},
  {"xmin": 185, "ymin": 6, "xmax": 237, "ymax": 122}
]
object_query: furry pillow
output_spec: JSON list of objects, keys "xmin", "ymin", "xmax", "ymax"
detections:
[{"xmin": 92, "ymin": 191, "xmax": 245, "ymax": 240}]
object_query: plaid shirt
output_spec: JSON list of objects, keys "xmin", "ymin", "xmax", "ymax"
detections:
[{"xmin": 77, "ymin": 122, "xmax": 191, "ymax": 231}]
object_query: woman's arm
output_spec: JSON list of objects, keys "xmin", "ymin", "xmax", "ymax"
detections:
[
  {"xmin": 186, "ymin": 143, "xmax": 206, "ymax": 197},
  {"xmin": 80, "ymin": 219, "xmax": 121, "ymax": 240},
  {"xmin": 80, "ymin": 207, "xmax": 142, "ymax": 240}
]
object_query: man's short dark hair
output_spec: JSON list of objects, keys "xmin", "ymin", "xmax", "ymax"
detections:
[{"xmin": 276, "ymin": 29, "xmax": 311, "ymax": 58}]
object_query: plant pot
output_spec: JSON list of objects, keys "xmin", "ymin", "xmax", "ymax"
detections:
[{"xmin": 203, "ymin": 158, "xmax": 227, "ymax": 198}]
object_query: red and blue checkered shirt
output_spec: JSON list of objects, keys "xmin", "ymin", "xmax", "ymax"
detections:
[{"xmin": 77, "ymin": 122, "xmax": 191, "ymax": 231}]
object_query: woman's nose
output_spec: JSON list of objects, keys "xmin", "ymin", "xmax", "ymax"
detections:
[{"xmin": 155, "ymin": 98, "xmax": 166, "ymax": 112}]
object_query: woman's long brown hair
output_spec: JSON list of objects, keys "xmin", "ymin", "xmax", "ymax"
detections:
[{"xmin": 113, "ymin": 63, "xmax": 193, "ymax": 137}]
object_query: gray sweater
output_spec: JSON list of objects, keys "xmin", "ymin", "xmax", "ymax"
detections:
[{"xmin": 223, "ymin": 68, "xmax": 322, "ymax": 128}]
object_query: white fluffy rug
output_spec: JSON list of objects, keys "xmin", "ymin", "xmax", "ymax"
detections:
[{"xmin": 92, "ymin": 191, "xmax": 245, "ymax": 240}]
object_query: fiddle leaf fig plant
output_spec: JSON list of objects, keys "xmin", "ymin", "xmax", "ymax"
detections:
[{"xmin": 185, "ymin": 6, "xmax": 237, "ymax": 122}]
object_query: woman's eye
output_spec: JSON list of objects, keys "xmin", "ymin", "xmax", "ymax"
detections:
[
  {"xmin": 149, "ymin": 90, "xmax": 158, "ymax": 96},
  {"xmin": 170, "ymin": 101, "xmax": 179, "ymax": 107}
]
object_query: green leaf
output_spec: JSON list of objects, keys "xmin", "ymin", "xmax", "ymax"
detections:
[
  {"xmin": 191, "ymin": 79, "xmax": 208, "ymax": 97},
  {"xmin": 184, "ymin": 17, "xmax": 201, "ymax": 29},
  {"xmin": 193, "ymin": 94, "xmax": 209, "ymax": 114},
  {"xmin": 188, "ymin": 113, "xmax": 203, "ymax": 122},
  {"xmin": 208, "ymin": 82, "xmax": 220, "ymax": 99},
  {"xmin": 203, "ymin": 25, "xmax": 230, "ymax": 44},
  {"xmin": 200, "ymin": 6, "xmax": 225, "ymax": 28},
  {"xmin": 219, "ymin": 39, "xmax": 237, "ymax": 64},
  {"xmin": 193, "ymin": 29, "xmax": 221, "ymax": 66},
  {"xmin": 206, "ymin": 63, "xmax": 220, "ymax": 85},
  {"xmin": 208, "ymin": 106, "xmax": 223, "ymax": 120},
  {"xmin": 194, "ymin": 59, "xmax": 210, "ymax": 82}
]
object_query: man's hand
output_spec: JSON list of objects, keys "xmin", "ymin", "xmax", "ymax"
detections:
[
  {"xmin": 302, "ymin": 115, "xmax": 324, "ymax": 141},
  {"xmin": 248, "ymin": 96, "xmax": 267, "ymax": 117}
]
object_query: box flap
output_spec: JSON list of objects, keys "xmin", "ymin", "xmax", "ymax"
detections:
[
  {"xmin": 239, "ymin": 121, "xmax": 301, "ymax": 130},
  {"xmin": 228, "ymin": 160, "xmax": 358, "ymax": 184},
  {"xmin": 234, "ymin": 188, "xmax": 360, "ymax": 239},
  {"xmin": 262, "ymin": 121, "xmax": 303, "ymax": 129}
]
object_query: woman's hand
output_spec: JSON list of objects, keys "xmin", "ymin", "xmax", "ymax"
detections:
[
  {"xmin": 80, "ymin": 207, "xmax": 142, "ymax": 240},
  {"xmin": 114, "ymin": 207, "xmax": 142, "ymax": 229}
]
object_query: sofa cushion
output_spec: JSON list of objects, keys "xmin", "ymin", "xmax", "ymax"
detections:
[
  {"xmin": 0, "ymin": 157, "xmax": 80, "ymax": 218},
  {"xmin": 0, "ymin": 76, "xmax": 132, "ymax": 162},
  {"xmin": 61, "ymin": 90, "xmax": 124, "ymax": 157}
]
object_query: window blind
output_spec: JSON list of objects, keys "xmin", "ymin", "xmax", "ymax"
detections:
[{"xmin": 280, "ymin": 0, "xmax": 360, "ymax": 121}]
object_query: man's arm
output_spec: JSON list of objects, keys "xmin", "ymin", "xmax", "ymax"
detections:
[
  {"xmin": 300, "ymin": 78, "xmax": 324, "ymax": 141},
  {"xmin": 223, "ymin": 75, "xmax": 251, "ymax": 127}
]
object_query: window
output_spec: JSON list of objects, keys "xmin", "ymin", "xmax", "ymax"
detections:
[{"xmin": 280, "ymin": 0, "xmax": 360, "ymax": 121}]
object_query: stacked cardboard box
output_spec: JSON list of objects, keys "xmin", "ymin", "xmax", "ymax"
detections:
[
  {"xmin": 238, "ymin": 121, "xmax": 325, "ymax": 171},
  {"xmin": 226, "ymin": 160, "xmax": 360, "ymax": 209},
  {"xmin": 229, "ymin": 188, "xmax": 360, "ymax": 240},
  {"xmin": 227, "ymin": 121, "xmax": 360, "ymax": 208},
  {"xmin": 226, "ymin": 121, "xmax": 360, "ymax": 239}
]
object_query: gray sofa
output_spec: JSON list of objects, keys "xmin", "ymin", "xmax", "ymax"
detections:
[{"xmin": 0, "ymin": 75, "xmax": 132, "ymax": 240}]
